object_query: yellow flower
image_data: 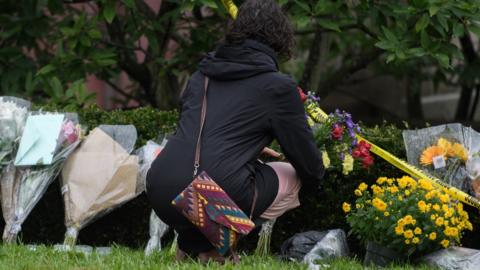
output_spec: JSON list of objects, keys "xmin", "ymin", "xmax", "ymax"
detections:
[
  {"xmin": 436, "ymin": 217, "xmax": 445, "ymax": 226},
  {"xmin": 441, "ymin": 239, "xmax": 450, "ymax": 248},
  {"xmin": 384, "ymin": 211, "xmax": 390, "ymax": 217},
  {"xmin": 372, "ymin": 185, "xmax": 384, "ymax": 195},
  {"xmin": 405, "ymin": 239, "xmax": 411, "ymax": 245},
  {"xmin": 356, "ymin": 203, "xmax": 362, "ymax": 209},
  {"xmin": 377, "ymin": 177, "xmax": 388, "ymax": 185},
  {"xmin": 322, "ymin": 151, "xmax": 331, "ymax": 169},
  {"xmin": 397, "ymin": 218, "xmax": 406, "ymax": 227},
  {"xmin": 425, "ymin": 190, "xmax": 436, "ymax": 199},
  {"xmin": 342, "ymin": 202, "xmax": 351, "ymax": 213},
  {"xmin": 412, "ymin": 219, "xmax": 417, "ymax": 225},
  {"xmin": 451, "ymin": 143, "xmax": 468, "ymax": 161},
  {"xmin": 395, "ymin": 226, "xmax": 404, "ymax": 235},
  {"xmin": 414, "ymin": 227, "xmax": 422, "ymax": 235},
  {"xmin": 404, "ymin": 230, "xmax": 414, "ymax": 239},
  {"xmin": 431, "ymin": 214, "xmax": 437, "ymax": 221},
  {"xmin": 342, "ymin": 154, "xmax": 354, "ymax": 175},
  {"xmin": 440, "ymin": 194, "xmax": 450, "ymax": 203},
  {"xmin": 358, "ymin": 182, "xmax": 368, "ymax": 192},
  {"xmin": 433, "ymin": 204, "xmax": 441, "ymax": 211},
  {"xmin": 405, "ymin": 190, "xmax": 411, "ymax": 196},
  {"xmin": 412, "ymin": 237, "xmax": 420, "ymax": 244},
  {"xmin": 418, "ymin": 201, "xmax": 427, "ymax": 213},
  {"xmin": 444, "ymin": 227, "xmax": 459, "ymax": 237},
  {"xmin": 429, "ymin": 232, "xmax": 437, "ymax": 240},
  {"xmin": 420, "ymin": 146, "xmax": 446, "ymax": 166},
  {"xmin": 404, "ymin": 215, "xmax": 413, "ymax": 224},
  {"xmin": 372, "ymin": 198, "xmax": 387, "ymax": 211},
  {"xmin": 387, "ymin": 178, "xmax": 394, "ymax": 185},
  {"xmin": 418, "ymin": 179, "xmax": 434, "ymax": 191},
  {"xmin": 387, "ymin": 186, "xmax": 399, "ymax": 194},
  {"xmin": 437, "ymin": 138, "xmax": 453, "ymax": 155},
  {"xmin": 397, "ymin": 177, "xmax": 409, "ymax": 189},
  {"xmin": 398, "ymin": 195, "xmax": 403, "ymax": 201},
  {"xmin": 354, "ymin": 189, "xmax": 362, "ymax": 197}
]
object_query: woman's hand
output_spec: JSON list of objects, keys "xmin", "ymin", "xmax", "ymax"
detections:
[{"xmin": 261, "ymin": 147, "xmax": 284, "ymax": 160}]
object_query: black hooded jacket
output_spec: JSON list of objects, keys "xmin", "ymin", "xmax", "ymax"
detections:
[{"xmin": 146, "ymin": 39, "xmax": 324, "ymax": 228}]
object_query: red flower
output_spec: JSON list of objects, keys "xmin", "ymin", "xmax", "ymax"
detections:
[
  {"xmin": 362, "ymin": 155, "xmax": 374, "ymax": 168},
  {"xmin": 297, "ymin": 87, "xmax": 308, "ymax": 103},
  {"xmin": 331, "ymin": 125, "xmax": 344, "ymax": 140}
]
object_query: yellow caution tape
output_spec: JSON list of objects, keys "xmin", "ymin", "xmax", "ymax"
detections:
[
  {"xmin": 221, "ymin": 0, "xmax": 238, "ymax": 19},
  {"xmin": 305, "ymin": 102, "xmax": 480, "ymax": 210}
]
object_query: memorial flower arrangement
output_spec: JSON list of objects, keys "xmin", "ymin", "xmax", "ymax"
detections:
[
  {"xmin": 304, "ymin": 91, "xmax": 374, "ymax": 175},
  {"xmin": 343, "ymin": 176, "xmax": 473, "ymax": 256}
]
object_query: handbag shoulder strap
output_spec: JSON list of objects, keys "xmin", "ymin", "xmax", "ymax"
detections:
[
  {"xmin": 193, "ymin": 76, "xmax": 258, "ymax": 220},
  {"xmin": 193, "ymin": 76, "xmax": 209, "ymax": 177}
]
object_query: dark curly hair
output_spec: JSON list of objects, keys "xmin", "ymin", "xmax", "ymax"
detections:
[{"xmin": 225, "ymin": 0, "xmax": 295, "ymax": 59}]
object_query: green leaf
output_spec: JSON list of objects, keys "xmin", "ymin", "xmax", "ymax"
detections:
[
  {"xmin": 407, "ymin": 47, "xmax": 427, "ymax": 57},
  {"xmin": 103, "ymin": 1, "xmax": 116, "ymax": 24},
  {"xmin": 386, "ymin": 54, "xmax": 396, "ymax": 64},
  {"xmin": 317, "ymin": 18, "xmax": 341, "ymax": 32},
  {"xmin": 122, "ymin": 0, "xmax": 135, "ymax": 9},
  {"xmin": 429, "ymin": 6, "xmax": 440, "ymax": 17},
  {"xmin": 49, "ymin": 77, "xmax": 63, "ymax": 98},
  {"xmin": 36, "ymin": 64, "xmax": 56, "ymax": 76},
  {"xmin": 420, "ymin": 30, "xmax": 431, "ymax": 49},
  {"xmin": 470, "ymin": 24, "xmax": 480, "ymax": 37},
  {"xmin": 294, "ymin": 0, "xmax": 311, "ymax": 13},
  {"xmin": 88, "ymin": 29, "xmax": 102, "ymax": 39},
  {"xmin": 437, "ymin": 15, "xmax": 448, "ymax": 31},
  {"xmin": 453, "ymin": 23, "xmax": 465, "ymax": 38},
  {"xmin": 435, "ymin": 53, "xmax": 450, "ymax": 68},
  {"xmin": 382, "ymin": 27, "xmax": 398, "ymax": 43},
  {"xmin": 415, "ymin": 14, "xmax": 430, "ymax": 32}
]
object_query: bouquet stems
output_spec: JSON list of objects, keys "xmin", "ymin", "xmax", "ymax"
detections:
[{"xmin": 255, "ymin": 219, "xmax": 276, "ymax": 257}]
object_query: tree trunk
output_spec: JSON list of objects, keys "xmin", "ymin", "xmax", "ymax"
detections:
[
  {"xmin": 455, "ymin": 34, "xmax": 478, "ymax": 121},
  {"xmin": 300, "ymin": 30, "xmax": 322, "ymax": 90},
  {"xmin": 406, "ymin": 75, "xmax": 424, "ymax": 120}
]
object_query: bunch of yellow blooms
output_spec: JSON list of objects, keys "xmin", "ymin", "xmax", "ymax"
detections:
[
  {"xmin": 420, "ymin": 138, "xmax": 468, "ymax": 166},
  {"xmin": 343, "ymin": 176, "xmax": 473, "ymax": 256}
]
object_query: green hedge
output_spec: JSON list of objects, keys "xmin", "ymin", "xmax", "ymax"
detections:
[{"xmin": 1, "ymin": 106, "xmax": 478, "ymax": 253}]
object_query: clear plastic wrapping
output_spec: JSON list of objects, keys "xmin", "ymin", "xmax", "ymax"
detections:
[
  {"xmin": 135, "ymin": 139, "xmax": 169, "ymax": 256},
  {"xmin": 1, "ymin": 112, "xmax": 81, "ymax": 242},
  {"xmin": 144, "ymin": 210, "xmax": 169, "ymax": 256},
  {"xmin": 60, "ymin": 125, "xmax": 140, "ymax": 247},
  {"xmin": 421, "ymin": 247, "xmax": 480, "ymax": 270},
  {"xmin": 0, "ymin": 97, "xmax": 30, "ymax": 166},
  {"xmin": 280, "ymin": 229, "xmax": 349, "ymax": 267},
  {"xmin": 403, "ymin": 124, "xmax": 480, "ymax": 196}
]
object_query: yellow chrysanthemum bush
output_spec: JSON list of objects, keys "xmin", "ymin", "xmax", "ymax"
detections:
[{"xmin": 343, "ymin": 176, "xmax": 473, "ymax": 256}]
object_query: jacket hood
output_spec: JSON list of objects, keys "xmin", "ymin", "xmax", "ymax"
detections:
[{"xmin": 198, "ymin": 39, "xmax": 278, "ymax": 81}]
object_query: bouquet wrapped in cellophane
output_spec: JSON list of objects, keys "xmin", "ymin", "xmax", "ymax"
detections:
[
  {"xmin": 301, "ymin": 91, "xmax": 374, "ymax": 175},
  {"xmin": 0, "ymin": 97, "xmax": 30, "ymax": 168},
  {"xmin": 60, "ymin": 125, "xmax": 141, "ymax": 247},
  {"xmin": 136, "ymin": 139, "xmax": 170, "ymax": 256},
  {"xmin": 2, "ymin": 112, "xmax": 82, "ymax": 242},
  {"xmin": 403, "ymin": 124, "xmax": 480, "ymax": 198}
]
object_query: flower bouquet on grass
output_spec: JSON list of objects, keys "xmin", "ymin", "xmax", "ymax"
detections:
[
  {"xmin": 136, "ymin": 139, "xmax": 170, "ymax": 256},
  {"xmin": 307, "ymin": 94, "xmax": 374, "ymax": 175},
  {"xmin": 403, "ymin": 124, "xmax": 480, "ymax": 197},
  {"xmin": 60, "ymin": 125, "xmax": 140, "ymax": 247},
  {"xmin": 343, "ymin": 176, "xmax": 473, "ymax": 267},
  {"xmin": 0, "ymin": 97, "xmax": 30, "ymax": 168},
  {"xmin": 2, "ymin": 113, "xmax": 82, "ymax": 242}
]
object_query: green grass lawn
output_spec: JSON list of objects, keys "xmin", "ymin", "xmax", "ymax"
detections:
[{"xmin": 0, "ymin": 244, "xmax": 437, "ymax": 270}]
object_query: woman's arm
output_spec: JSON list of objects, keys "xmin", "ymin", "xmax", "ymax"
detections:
[{"xmin": 268, "ymin": 77, "xmax": 325, "ymax": 187}]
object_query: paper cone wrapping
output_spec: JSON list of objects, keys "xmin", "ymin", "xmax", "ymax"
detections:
[{"xmin": 61, "ymin": 127, "xmax": 140, "ymax": 231}]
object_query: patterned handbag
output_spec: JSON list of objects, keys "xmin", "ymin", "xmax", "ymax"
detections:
[{"xmin": 171, "ymin": 76, "xmax": 256, "ymax": 255}]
